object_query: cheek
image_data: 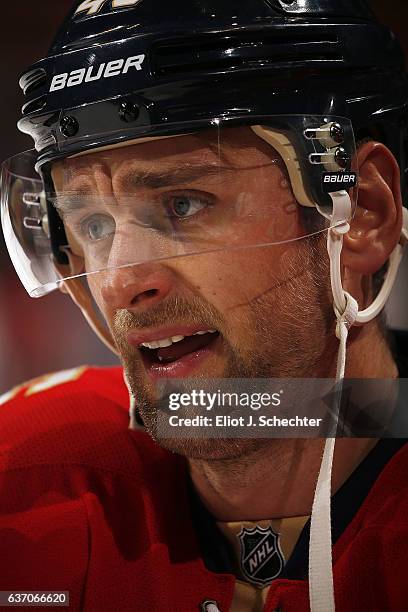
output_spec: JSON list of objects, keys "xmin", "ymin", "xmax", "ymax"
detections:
[
  {"xmin": 83, "ymin": 239, "xmax": 309, "ymax": 342},
  {"xmin": 170, "ymin": 243, "xmax": 297, "ymax": 313}
]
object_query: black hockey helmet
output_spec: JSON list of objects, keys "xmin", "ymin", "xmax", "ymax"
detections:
[
  {"xmin": 18, "ymin": 0, "xmax": 408, "ymax": 166},
  {"xmin": 2, "ymin": 0, "xmax": 408, "ymax": 298}
]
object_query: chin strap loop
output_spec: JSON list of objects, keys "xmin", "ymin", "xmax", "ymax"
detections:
[{"xmin": 328, "ymin": 197, "xmax": 408, "ymax": 327}]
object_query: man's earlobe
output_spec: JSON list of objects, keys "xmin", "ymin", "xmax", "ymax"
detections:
[{"xmin": 342, "ymin": 142, "xmax": 403, "ymax": 274}]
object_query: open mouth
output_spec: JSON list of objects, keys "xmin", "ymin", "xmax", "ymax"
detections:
[{"xmin": 138, "ymin": 329, "xmax": 220, "ymax": 377}]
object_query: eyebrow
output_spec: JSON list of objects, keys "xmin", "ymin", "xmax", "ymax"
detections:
[
  {"xmin": 53, "ymin": 164, "xmax": 236, "ymax": 214},
  {"xmin": 123, "ymin": 164, "xmax": 234, "ymax": 189}
]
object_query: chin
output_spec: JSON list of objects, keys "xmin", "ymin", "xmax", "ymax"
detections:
[{"xmin": 150, "ymin": 436, "xmax": 269, "ymax": 461}]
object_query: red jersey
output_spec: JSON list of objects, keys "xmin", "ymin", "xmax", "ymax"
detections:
[{"xmin": 0, "ymin": 366, "xmax": 407, "ymax": 611}]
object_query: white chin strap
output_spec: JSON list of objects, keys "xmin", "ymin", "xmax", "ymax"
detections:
[{"xmin": 309, "ymin": 194, "xmax": 408, "ymax": 612}]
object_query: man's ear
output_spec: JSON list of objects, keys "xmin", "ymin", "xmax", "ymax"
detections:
[{"xmin": 342, "ymin": 141, "xmax": 403, "ymax": 274}]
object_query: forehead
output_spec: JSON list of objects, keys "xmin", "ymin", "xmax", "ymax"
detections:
[{"xmin": 52, "ymin": 126, "xmax": 280, "ymax": 182}]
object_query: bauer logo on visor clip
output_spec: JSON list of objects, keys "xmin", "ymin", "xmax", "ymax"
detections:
[{"xmin": 322, "ymin": 172, "xmax": 358, "ymax": 193}]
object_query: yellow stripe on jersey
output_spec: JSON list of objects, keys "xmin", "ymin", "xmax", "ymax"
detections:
[
  {"xmin": 0, "ymin": 367, "xmax": 87, "ymax": 405},
  {"xmin": 25, "ymin": 367, "xmax": 87, "ymax": 396},
  {"xmin": 0, "ymin": 386, "xmax": 23, "ymax": 406}
]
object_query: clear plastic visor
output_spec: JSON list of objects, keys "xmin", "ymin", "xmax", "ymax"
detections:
[{"xmin": 1, "ymin": 117, "xmax": 357, "ymax": 297}]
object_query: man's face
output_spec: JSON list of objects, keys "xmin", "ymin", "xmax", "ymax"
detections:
[{"xmin": 52, "ymin": 127, "xmax": 334, "ymax": 459}]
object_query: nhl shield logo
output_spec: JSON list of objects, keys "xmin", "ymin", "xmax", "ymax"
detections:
[{"xmin": 238, "ymin": 526, "xmax": 285, "ymax": 586}]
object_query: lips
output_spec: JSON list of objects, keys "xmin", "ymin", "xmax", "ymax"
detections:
[{"xmin": 127, "ymin": 327, "xmax": 220, "ymax": 379}]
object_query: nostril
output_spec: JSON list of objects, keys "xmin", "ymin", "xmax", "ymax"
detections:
[{"xmin": 131, "ymin": 288, "xmax": 159, "ymax": 305}]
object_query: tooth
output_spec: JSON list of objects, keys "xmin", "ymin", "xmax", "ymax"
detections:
[
  {"xmin": 141, "ymin": 341, "xmax": 159, "ymax": 349},
  {"xmin": 156, "ymin": 339, "xmax": 173, "ymax": 348},
  {"xmin": 140, "ymin": 330, "xmax": 216, "ymax": 350},
  {"xmin": 171, "ymin": 335, "xmax": 185, "ymax": 343}
]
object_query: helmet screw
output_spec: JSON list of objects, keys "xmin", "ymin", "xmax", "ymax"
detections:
[
  {"xmin": 334, "ymin": 147, "xmax": 350, "ymax": 169},
  {"xmin": 119, "ymin": 101, "xmax": 140, "ymax": 123},
  {"xmin": 59, "ymin": 115, "xmax": 79, "ymax": 138},
  {"xmin": 330, "ymin": 123, "xmax": 345, "ymax": 144}
]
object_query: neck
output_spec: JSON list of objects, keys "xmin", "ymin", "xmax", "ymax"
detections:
[{"xmin": 189, "ymin": 324, "xmax": 398, "ymax": 521}]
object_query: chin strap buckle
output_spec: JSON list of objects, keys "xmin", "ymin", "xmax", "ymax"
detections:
[
  {"xmin": 334, "ymin": 291, "xmax": 359, "ymax": 381},
  {"xmin": 334, "ymin": 291, "xmax": 359, "ymax": 341}
]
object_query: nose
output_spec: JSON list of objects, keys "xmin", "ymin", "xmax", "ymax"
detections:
[
  {"xmin": 98, "ymin": 219, "xmax": 177, "ymax": 311},
  {"xmin": 100, "ymin": 262, "xmax": 175, "ymax": 311}
]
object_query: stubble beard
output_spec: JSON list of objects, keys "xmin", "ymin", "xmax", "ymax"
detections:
[{"xmin": 112, "ymin": 236, "xmax": 335, "ymax": 460}]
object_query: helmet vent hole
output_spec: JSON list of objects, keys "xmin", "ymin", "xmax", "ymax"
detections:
[
  {"xmin": 20, "ymin": 68, "xmax": 46, "ymax": 95},
  {"xmin": 22, "ymin": 96, "xmax": 47, "ymax": 116}
]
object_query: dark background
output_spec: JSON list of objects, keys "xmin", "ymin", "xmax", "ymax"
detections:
[{"xmin": 0, "ymin": 1, "xmax": 407, "ymax": 393}]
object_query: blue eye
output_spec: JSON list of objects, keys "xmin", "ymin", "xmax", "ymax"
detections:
[
  {"xmin": 81, "ymin": 214, "xmax": 115, "ymax": 241},
  {"xmin": 169, "ymin": 195, "xmax": 209, "ymax": 218}
]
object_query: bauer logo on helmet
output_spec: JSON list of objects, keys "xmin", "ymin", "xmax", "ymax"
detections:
[
  {"xmin": 49, "ymin": 55, "xmax": 146, "ymax": 92},
  {"xmin": 74, "ymin": 0, "xmax": 143, "ymax": 17}
]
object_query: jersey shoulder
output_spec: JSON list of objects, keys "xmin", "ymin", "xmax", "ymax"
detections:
[
  {"xmin": 0, "ymin": 366, "xmax": 162, "ymax": 477},
  {"xmin": 0, "ymin": 365, "xmax": 127, "ymax": 410},
  {"xmin": 0, "ymin": 368, "xmax": 184, "ymax": 600}
]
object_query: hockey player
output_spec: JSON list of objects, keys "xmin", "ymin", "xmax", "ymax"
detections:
[{"xmin": 1, "ymin": 1, "xmax": 408, "ymax": 610}]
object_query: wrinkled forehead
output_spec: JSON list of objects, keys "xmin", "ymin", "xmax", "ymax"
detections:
[{"xmin": 51, "ymin": 126, "xmax": 281, "ymax": 189}]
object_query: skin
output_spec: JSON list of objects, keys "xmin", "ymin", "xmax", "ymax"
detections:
[{"xmin": 52, "ymin": 128, "xmax": 402, "ymax": 519}]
